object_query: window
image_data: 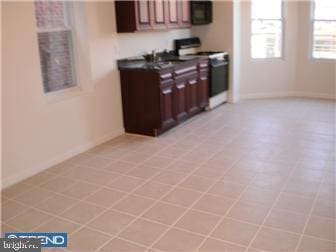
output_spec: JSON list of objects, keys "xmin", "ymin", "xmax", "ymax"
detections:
[
  {"xmin": 251, "ymin": 0, "xmax": 283, "ymax": 59},
  {"xmin": 34, "ymin": 1, "xmax": 76, "ymax": 93},
  {"xmin": 312, "ymin": 0, "xmax": 336, "ymax": 59}
]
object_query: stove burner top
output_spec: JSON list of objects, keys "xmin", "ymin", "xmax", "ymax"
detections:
[
  {"xmin": 196, "ymin": 51, "xmax": 224, "ymax": 55},
  {"xmin": 186, "ymin": 51, "xmax": 228, "ymax": 60}
]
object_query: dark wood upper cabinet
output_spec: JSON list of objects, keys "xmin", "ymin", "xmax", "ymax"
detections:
[
  {"xmin": 115, "ymin": 0, "xmax": 191, "ymax": 33},
  {"xmin": 166, "ymin": 0, "xmax": 180, "ymax": 28},
  {"xmin": 136, "ymin": 0, "xmax": 152, "ymax": 30},
  {"xmin": 179, "ymin": 0, "xmax": 191, "ymax": 28},
  {"xmin": 152, "ymin": 0, "xmax": 167, "ymax": 29}
]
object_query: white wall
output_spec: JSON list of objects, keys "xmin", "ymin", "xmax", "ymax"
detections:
[
  {"xmin": 191, "ymin": 1, "xmax": 233, "ymax": 52},
  {"xmin": 295, "ymin": 1, "xmax": 336, "ymax": 99},
  {"xmin": 191, "ymin": 1, "xmax": 237, "ymax": 101},
  {"xmin": 0, "ymin": 1, "xmax": 3, "ymax": 213},
  {"xmin": 2, "ymin": 1, "xmax": 190, "ymax": 188},
  {"xmin": 232, "ymin": 0, "xmax": 242, "ymax": 102},
  {"xmin": 192, "ymin": 0, "xmax": 335, "ymax": 100},
  {"xmin": 239, "ymin": 0, "xmax": 299, "ymax": 99}
]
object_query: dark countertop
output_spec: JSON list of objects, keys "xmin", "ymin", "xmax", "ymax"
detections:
[{"xmin": 118, "ymin": 54, "xmax": 206, "ymax": 71}]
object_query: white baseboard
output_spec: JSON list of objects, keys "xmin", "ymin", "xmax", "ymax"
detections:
[
  {"xmin": 293, "ymin": 92, "xmax": 336, "ymax": 100},
  {"xmin": 1, "ymin": 128, "xmax": 125, "ymax": 190},
  {"xmin": 240, "ymin": 92, "xmax": 336, "ymax": 100},
  {"xmin": 240, "ymin": 92, "xmax": 295, "ymax": 100}
]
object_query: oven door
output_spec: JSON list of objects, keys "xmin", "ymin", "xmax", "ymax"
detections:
[{"xmin": 209, "ymin": 60, "xmax": 229, "ymax": 97}]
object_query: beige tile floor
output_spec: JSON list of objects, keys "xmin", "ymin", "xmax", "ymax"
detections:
[{"xmin": 1, "ymin": 98, "xmax": 335, "ymax": 252}]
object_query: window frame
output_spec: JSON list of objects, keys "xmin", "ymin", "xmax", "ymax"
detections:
[
  {"xmin": 310, "ymin": 0, "xmax": 336, "ymax": 62},
  {"xmin": 250, "ymin": 0, "xmax": 285, "ymax": 60},
  {"xmin": 35, "ymin": 1, "xmax": 80, "ymax": 97}
]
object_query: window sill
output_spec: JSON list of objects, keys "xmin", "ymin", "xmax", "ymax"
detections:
[
  {"xmin": 310, "ymin": 58, "xmax": 336, "ymax": 63},
  {"xmin": 44, "ymin": 86, "xmax": 88, "ymax": 104},
  {"xmin": 250, "ymin": 57, "xmax": 285, "ymax": 62}
]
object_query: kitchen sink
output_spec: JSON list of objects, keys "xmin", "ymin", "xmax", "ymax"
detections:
[
  {"xmin": 156, "ymin": 59, "xmax": 187, "ymax": 68},
  {"xmin": 118, "ymin": 58, "xmax": 189, "ymax": 70},
  {"xmin": 160, "ymin": 59, "xmax": 186, "ymax": 63}
]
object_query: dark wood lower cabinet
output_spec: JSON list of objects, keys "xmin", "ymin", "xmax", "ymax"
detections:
[
  {"xmin": 160, "ymin": 82, "xmax": 176, "ymax": 131},
  {"xmin": 119, "ymin": 59, "xmax": 209, "ymax": 136},
  {"xmin": 187, "ymin": 75, "xmax": 200, "ymax": 116},
  {"xmin": 173, "ymin": 77, "xmax": 188, "ymax": 122}
]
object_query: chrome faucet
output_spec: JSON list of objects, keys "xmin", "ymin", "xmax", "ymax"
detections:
[{"xmin": 152, "ymin": 49, "xmax": 157, "ymax": 62}]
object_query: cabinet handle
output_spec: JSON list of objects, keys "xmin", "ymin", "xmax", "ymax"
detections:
[
  {"xmin": 162, "ymin": 89, "xmax": 172, "ymax": 94},
  {"xmin": 175, "ymin": 66, "xmax": 197, "ymax": 75},
  {"xmin": 160, "ymin": 73, "xmax": 172, "ymax": 80},
  {"xmin": 200, "ymin": 76, "xmax": 207, "ymax": 81},
  {"xmin": 176, "ymin": 84, "xmax": 185, "ymax": 89},
  {"xmin": 189, "ymin": 80, "xmax": 197, "ymax": 85}
]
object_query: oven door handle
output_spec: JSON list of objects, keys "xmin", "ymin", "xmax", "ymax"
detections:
[{"xmin": 211, "ymin": 61, "xmax": 228, "ymax": 67}]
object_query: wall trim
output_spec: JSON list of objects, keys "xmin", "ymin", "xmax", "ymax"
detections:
[
  {"xmin": 240, "ymin": 92, "xmax": 295, "ymax": 100},
  {"xmin": 2, "ymin": 128, "xmax": 125, "ymax": 190},
  {"xmin": 240, "ymin": 92, "xmax": 336, "ymax": 100},
  {"xmin": 293, "ymin": 92, "xmax": 336, "ymax": 100}
]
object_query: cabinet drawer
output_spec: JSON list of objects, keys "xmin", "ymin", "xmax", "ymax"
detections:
[
  {"xmin": 159, "ymin": 72, "xmax": 173, "ymax": 81},
  {"xmin": 174, "ymin": 65, "xmax": 197, "ymax": 76},
  {"xmin": 199, "ymin": 68, "xmax": 209, "ymax": 75},
  {"xmin": 159, "ymin": 70, "xmax": 174, "ymax": 86},
  {"xmin": 199, "ymin": 62, "xmax": 209, "ymax": 69}
]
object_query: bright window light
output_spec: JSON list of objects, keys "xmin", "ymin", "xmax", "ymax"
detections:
[
  {"xmin": 312, "ymin": 0, "xmax": 336, "ymax": 60},
  {"xmin": 34, "ymin": 1, "xmax": 77, "ymax": 93},
  {"xmin": 251, "ymin": 0, "xmax": 283, "ymax": 59}
]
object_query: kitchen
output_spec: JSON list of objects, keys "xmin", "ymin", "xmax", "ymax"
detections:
[
  {"xmin": 1, "ymin": 1, "xmax": 335, "ymax": 251},
  {"xmin": 116, "ymin": 1, "xmax": 231, "ymax": 136}
]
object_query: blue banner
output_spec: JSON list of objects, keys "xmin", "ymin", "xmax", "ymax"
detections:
[{"xmin": 5, "ymin": 233, "xmax": 67, "ymax": 248}]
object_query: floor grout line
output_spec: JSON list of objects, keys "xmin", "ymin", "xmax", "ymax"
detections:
[
  {"xmin": 244, "ymin": 119, "xmax": 332, "ymax": 251},
  {"xmin": 4, "ymin": 157, "xmax": 334, "ymax": 249},
  {"xmin": 293, "ymin": 164, "xmax": 331, "ymax": 252},
  {"xmin": 244, "ymin": 160, "xmax": 306, "ymax": 251},
  {"xmin": 193, "ymin": 161, "xmax": 268, "ymax": 251},
  {"xmin": 94, "ymin": 131, "xmax": 244, "ymax": 252},
  {"xmin": 5, "ymin": 190, "xmax": 336, "ymax": 245},
  {"xmin": 2, "ymin": 99, "xmax": 335, "ymax": 251},
  {"xmin": 3, "ymin": 146, "xmax": 208, "ymax": 228},
  {"xmin": 242, "ymin": 101, "xmax": 315, "ymax": 252},
  {"xmin": 3, "ymin": 138, "xmax": 181, "ymax": 235},
  {"xmin": 5, "ymin": 187, "xmax": 336, "ymax": 245},
  {"xmin": 145, "ymin": 137, "xmax": 251, "ymax": 251},
  {"xmin": 83, "ymin": 134, "xmax": 224, "ymax": 252}
]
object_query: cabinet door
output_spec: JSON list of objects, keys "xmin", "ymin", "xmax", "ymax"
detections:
[
  {"xmin": 160, "ymin": 84, "xmax": 176, "ymax": 129},
  {"xmin": 152, "ymin": 0, "xmax": 167, "ymax": 29},
  {"xmin": 179, "ymin": 0, "xmax": 191, "ymax": 28},
  {"xmin": 187, "ymin": 75, "xmax": 200, "ymax": 115},
  {"xmin": 173, "ymin": 78, "xmax": 189, "ymax": 122},
  {"xmin": 198, "ymin": 70, "xmax": 209, "ymax": 108},
  {"xmin": 136, "ymin": 0, "xmax": 152, "ymax": 30},
  {"xmin": 166, "ymin": 0, "xmax": 179, "ymax": 28}
]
